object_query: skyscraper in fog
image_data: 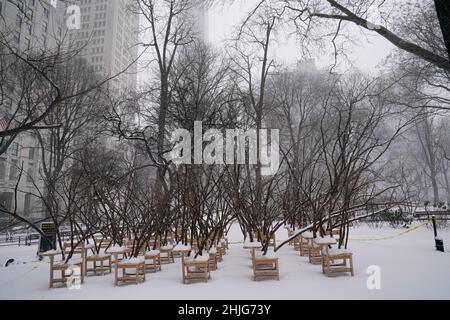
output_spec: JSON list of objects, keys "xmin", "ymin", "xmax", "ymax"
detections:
[
  {"xmin": 67, "ymin": 0, "xmax": 139, "ymax": 156},
  {"xmin": 68, "ymin": 0, "xmax": 139, "ymax": 91}
]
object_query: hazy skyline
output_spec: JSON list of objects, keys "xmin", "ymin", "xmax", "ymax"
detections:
[{"xmin": 208, "ymin": 0, "xmax": 396, "ymax": 73}]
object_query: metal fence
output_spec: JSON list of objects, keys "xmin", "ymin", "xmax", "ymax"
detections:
[{"xmin": 0, "ymin": 230, "xmax": 82, "ymax": 247}]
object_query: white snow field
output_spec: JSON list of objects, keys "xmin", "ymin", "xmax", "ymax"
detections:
[{"xmin": 0, "ymin": 224, "xmax": 449, "ymax": 300}]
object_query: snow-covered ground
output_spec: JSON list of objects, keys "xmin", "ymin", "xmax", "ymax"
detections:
[{"xmin": 0, "ymin": 223, "xmax": 449, "ymax": 300}]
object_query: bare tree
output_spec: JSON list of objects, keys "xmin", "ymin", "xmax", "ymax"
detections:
[
  {"xmin": 128, "ymin": 0, "xmax": 199, "ymax": 193},
  {"xmin": 414, "ymin": 113, "xmax": 443, "ymax": 205},
  {"xmin": 274, "ymin": 0, "xmax": 450, "ymax": 71}
]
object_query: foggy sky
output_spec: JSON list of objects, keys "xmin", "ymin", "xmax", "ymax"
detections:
[{"xmin": 207, "ymin": 0, "xmax": 396, "ymax": 73}]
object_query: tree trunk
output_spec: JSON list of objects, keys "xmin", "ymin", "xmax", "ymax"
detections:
[
  {"xmin": 435, "ymin": 0, "xmax": 450, "ymax": 59},
  {"xmin": 430, "ymin": 167, "xmax": 441, "ymax": 205},
  {"xmin": 443, "ymin": 168, "xmax": 450, "ymax": 205},
  {"xmin": 156, "ymin": 76, "xmax": 169, "ymax": 195}
]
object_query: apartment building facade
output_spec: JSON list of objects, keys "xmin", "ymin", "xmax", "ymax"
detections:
[
  {"xmin": 0, "ymin": 0, "xmax": 67, "ymax": 222},
  {"xmin": 68, "ymin": 0, "xmax": 139, "ymax": 91}
]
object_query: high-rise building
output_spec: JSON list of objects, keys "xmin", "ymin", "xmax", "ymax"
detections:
[
  {"xmin": 0, "ymin": 0, "xmax": 66, "ymax": 50},
  {"xmin": 65, "ymin": 0, "xmax": 140, "ymax": 156},
  {"xmin": 0, "ymin": 0, "xmax": 66, "ymax": 222},
  {"xmin": 0, "ymin": 0, "xmax": 140, "ymax": 223},
  {"xmin": 67, "ymin": 0, "xmax": 139, "ymax": 91}
]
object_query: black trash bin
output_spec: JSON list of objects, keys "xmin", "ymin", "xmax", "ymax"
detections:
[{"xmin": 435, "ymin": 237, "xmax": 445, "ymax": 252}]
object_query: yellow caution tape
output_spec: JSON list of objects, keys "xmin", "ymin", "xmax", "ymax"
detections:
[{"xmin": 349, "ymin": 221, "xmax": 430, "ymax": 242}]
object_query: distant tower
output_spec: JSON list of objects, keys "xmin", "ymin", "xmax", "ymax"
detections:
[
  {"xmin": 189, "ymin": 4, "xmax": 209, "ymax": 42},
  {"xmin": 67, "ymin": 0, "xmax": 139, "ymax": 91}
]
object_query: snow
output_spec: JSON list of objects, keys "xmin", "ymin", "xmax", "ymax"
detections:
[
  {"xmin": 301, "ymin": 231, "xmax": 314, "ymax": 239},
  {"xmin": 208, "ymin": 248, "xmax": 217, "ymax": 254},
  {"xmin": 40, "ymin": 250, "xmax": 60, "ymax": 256},
  {"xmin": 145, "ymin": 250, "xmax": 160, "ymax": 256},
  {"xmin": 243, "ymin": 240, "xmax": 262, "ymax": 248},
  {"xmin": 255, "ymin": 250, "xmax": 278, "ymax": 259},
  {"xmin": 314, "ymin": 236, "xmax": 337, "ymax": 245},
  {"xmin": 68, "ymin": 258, "xmax": 83, "ymax": 265},
  {"xmin": 191, "ymin": 255, "xmax": 209, "ymax": 263},
  {"xmin": 105, "ymin": 245, "xmax": 128, "ymax": 253},
  {"xmin": 1, "ymin": 223, "xmax": 450, "ymax": 299},
  {"xmin": 328, "ymin": 248, "xmax": 353, "ymax": 255},
  {"xmin": 121, "ymin": 257, "xmax": 144, "ymax": 264},
  {"xmin": 174, "ymin": 244, "xmax": 191, "ymax": 251}
]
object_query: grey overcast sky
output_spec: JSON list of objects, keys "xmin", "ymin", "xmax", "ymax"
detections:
[{"xmin": 207, "ymin": 0, "xmax": 397, "ymax": 73}]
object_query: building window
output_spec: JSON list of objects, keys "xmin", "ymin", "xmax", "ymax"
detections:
[
  {"xmin": 27, "ymin": 166, "xmax": 34, "ymax": 182},
  {"xmin": 10, "ymin": 143, "xmax": 19, "ymax": 156},
  {"xmin": 24, "ymin": 193, "xmax": 32, "ymax": 214},
  {"xmin": 24, "ymin": 38, "xmax": 31, "ymax": 50},
  {"xmin": 9, "ymin": 160, "xmax": 18, "ymax": 181},
  {"xmin": 26, "ymin": 22, "xmax": 32, "ymax": 35},
  {"xmin": 0, "ymin": 158, "xmax": 6, "ymax": 180},
  {"xmin": 14, "ymin": 31, "xmax": 21, "ymax": 44},
  {"xmin": 3, "ymin": 97, "xmax": 11, "ymax": 112},
  {"xmin": 28, "ymin": 147, "xmax": 35, "ymax": 160},
  {"xmin": 16, "ymin": 15, "xmax": 22, "ymax": 28},
  {"xmin": 0, "ymin": 192, "xmax": 13, "ymax": 211},
  {"xmin": 42, "ymin": 21, "xmax": 48, "ymax": 33}
]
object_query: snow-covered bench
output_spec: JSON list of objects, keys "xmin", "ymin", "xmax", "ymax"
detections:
[
  {"xmin": 216, "ymin": 243, "xmax": 224, "ymax": 262},
  {"xmin": 208, "ymin": 247, "xmax": 218, "ymax": 270},
  {"xmin": 321, "ymin": 248, "xmax": 354, "ymax": 277},
  {"xmin": 221, "ymin": 237, "xmax": 229, "ymax": 251},
  {"xmin": 63, "ymin": 242, "xmax": 87, "ymax": 282},
  {"xmin": 182, "ymin": 255, "xmax": 210, "ymax": 284},
  {"xmin": 94, "ymin": 237, "xmax": 112, "ymax": 249},
  {"xmin": 292, "ymin": 231, "xmax": 309, "ymax": 256},
  {"xmin": 85, "ymin": 252, "xmax": 112, "ymax": 276},
  {"xmin": 160, "ymin": 244, "xmax": 175, "ymax": 264},
  {"xmin": 106, "ymin": 245, "xmax": 131, "ymax": 266},
  {"xmin": 41, "ymin": 250, "xmax": 73, "ymax": 289},
  {"xmin": 252, "ymin": 250, "xmax": 280, "ymax": 281},
  {"xmin": 287, "ymin": 228, "xmax": 295, "ymax": 246},
  {"xmin": 302, "ymin": 232, "xmax": 322, "ymax": 265},
  {"xmin": 114, "ymin": 257, "xmax": 146, "ymax": 286},
  {"xmin": 144, "ymin": 250, "xmax": 161, "ymax": 273}
]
